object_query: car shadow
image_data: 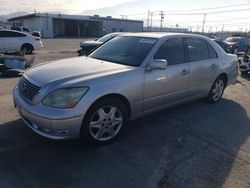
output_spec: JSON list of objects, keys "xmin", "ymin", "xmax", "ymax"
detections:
[{"xmin": 0, "ymin": 98, "xmax": 249, "ymax": 188}]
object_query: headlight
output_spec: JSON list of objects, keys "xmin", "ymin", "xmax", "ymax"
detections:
[{"xmin": 42, "ymin": 87, "xmax": 88, "ymax": 108}]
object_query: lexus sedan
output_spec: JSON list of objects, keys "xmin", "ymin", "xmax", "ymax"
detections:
[{"xmin": 13, "ymin": 33, "xmax": 238, "ymax": 144}]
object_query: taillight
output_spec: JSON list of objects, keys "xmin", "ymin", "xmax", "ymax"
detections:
[{"xmin": 35, "ymin": 37, "xmax": 41, "ymax": 41}]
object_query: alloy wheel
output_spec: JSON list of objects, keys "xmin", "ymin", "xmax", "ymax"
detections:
[
  {"xmin": 212, "ymin": 79, "xmax": 224, "ymax": 101},
  {"xmin": 89, "ymin": 106, "xmax": 123, "ymax": 141}
]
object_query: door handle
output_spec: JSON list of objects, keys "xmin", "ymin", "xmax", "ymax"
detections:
[
  {"xmin": 211, "ymin": 64, "xmax": 217, "ymax": 69},
  {"xmin": 181, "ymin": 69, "xmax": 189, "ymax": 75}
]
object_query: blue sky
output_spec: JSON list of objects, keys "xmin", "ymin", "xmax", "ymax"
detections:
[{"xmin": 1, "ymin": 0, "xmax": 250, "ymax": 31}]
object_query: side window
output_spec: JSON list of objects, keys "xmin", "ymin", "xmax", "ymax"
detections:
[
  {"xmin": 186, "ymin": 38, "xmax": 209, "ymax": 62},
  {"xmin": 2, "ymin": 31, "xmax": 26, "ymax": 37},
  {"xmin": 208, "ymin": 44, "xmax": 217, "ymax": 59},
  {"xmin": 154, "ymin": 38, "xmax": 185, "ymax": 66},
  {"xmin": 23, "ymin": 27, "xmax": 30, "ymax": 32}
]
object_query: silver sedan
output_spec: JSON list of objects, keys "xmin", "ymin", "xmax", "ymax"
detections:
[{"xmin": 13, "ymin": 33, "xmax": 238, "ymax": 144}]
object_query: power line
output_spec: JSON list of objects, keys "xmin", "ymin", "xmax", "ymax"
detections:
[
  {"xmin": 159, "ymin": 3, "xmax": 250, "ymax": 13},
  {"xmin": 158, "ymin": 8, "xmax": 250, "ymax": 15}
]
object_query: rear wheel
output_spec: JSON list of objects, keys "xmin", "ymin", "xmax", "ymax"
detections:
[
  {"xmin": 81, "ymin": 98, "xmax": 128, "ymax": 144},
  {"xmin": 207, "ymin": 77, "xmax": 226, "ymax": 103},
  {"xmin": 21, "ymin": 44, "xmax": 34, "ymax": 54}
]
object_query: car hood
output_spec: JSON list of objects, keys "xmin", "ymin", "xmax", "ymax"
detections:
[
  {"xmin": 25, "ymin": 57, "xmax": 134, "ymax": 86},
  {"xmin": 80, "ymin": 41, "xmax": 103, "ymax": 47}
]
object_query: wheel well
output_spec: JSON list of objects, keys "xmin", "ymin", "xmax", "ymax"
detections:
[
  {"xmin": 21, "ymin": 43, "xmax": 34, "ymax": 50},
  {"xmin": 89, "ymin": 94, "xmax": 131, "ymax": 119},
  {"xmin": 218, "ymin": 73, "xmax": 228, "ymax": 86}
]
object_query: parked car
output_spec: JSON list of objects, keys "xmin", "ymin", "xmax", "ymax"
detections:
[
  {"xmin": 224, "ymin": 36, "xmax": 250, "ymax": 54},
  {"xmin": 212, "ymin": 39, "xmax": 230, "ymax": 53},
  {"xmin": 77, "ymin": 32, "xmax": 123, "ymax": 56},
  {"xmin": 13, "ymin": 33, "xmax": 238, "ymax": 144},
  {"xmin": 0, "ymin": 29, "xmax": 42, "ymax": 54},
  {"xmin": 11, "ymin": 26, "xmax": 41, "ymax": 37}
]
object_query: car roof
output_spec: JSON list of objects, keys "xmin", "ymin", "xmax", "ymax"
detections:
[{"xmin": 119, "ymin": 32, "xmax": 211, "ymax": 39}]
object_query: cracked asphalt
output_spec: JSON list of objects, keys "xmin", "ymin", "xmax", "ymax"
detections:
[{"xmin": 0, "ymin": 39, "xmax": 250, "ymax": 188}]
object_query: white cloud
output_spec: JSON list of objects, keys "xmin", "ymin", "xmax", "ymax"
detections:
[{"xmin": 0, "ymin": 0, "xmax": 136, "ymax": 14}]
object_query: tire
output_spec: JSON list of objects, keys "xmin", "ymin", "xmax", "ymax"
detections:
[
  {"xmin": 81, "ymin": 98, "xmax": 129, "ymax": 144},
  {"xmin": 21, "ymin": 44, "xmax": 34, "ymax": 54},
  {"xmin": 241, "ymin": 71, "xmax": 248, "ymax": 76},
  {"xmin": 207, "ymin": 76, "xmax": 226, "ymax": 104}
]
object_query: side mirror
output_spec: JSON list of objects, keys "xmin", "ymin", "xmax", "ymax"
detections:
[{"xmin": 147, "ymin": 59, "xmax": 168, "ymax": 71}]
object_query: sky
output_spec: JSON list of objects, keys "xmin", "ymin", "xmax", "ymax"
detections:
[{"xmin": 1, "ymin": 0, "xmax": 250, "ymax": 32}]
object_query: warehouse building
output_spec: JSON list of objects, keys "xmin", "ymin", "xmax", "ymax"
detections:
[{"xmin": 8, "ymin": 13, "xmax": 143, "ymax": 38}]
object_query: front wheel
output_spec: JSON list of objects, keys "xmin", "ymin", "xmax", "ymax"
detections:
[
  {"xmin": 81, "ymin": 98, "xmax": 128, "ymax": 144},
  {"xmin": 207, "ymin": 77, "xmax": 226, "ymax": 103}
]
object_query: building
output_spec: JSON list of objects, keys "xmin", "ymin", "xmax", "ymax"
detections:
[{"xmin": 8, "ymin": 13, "xmax": 143, "ymax": 38}]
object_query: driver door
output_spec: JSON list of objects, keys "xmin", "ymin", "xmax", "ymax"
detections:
[{"xmin": 144, "ymin": 38, "xmax": 190, "ymax": 111}]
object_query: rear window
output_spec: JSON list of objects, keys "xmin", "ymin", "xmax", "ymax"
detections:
[
  {"xmin": 186, "ymin": 38, "xmax": 209, "ymax": 62},
  {"xmin": 208, "ymin": 44, "xmax": 218, "ymax": 59}
]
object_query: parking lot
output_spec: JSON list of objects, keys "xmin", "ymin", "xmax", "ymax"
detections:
[{"xmin": 0, "ymin": 39, "xmax": 250, "ymax": 188}]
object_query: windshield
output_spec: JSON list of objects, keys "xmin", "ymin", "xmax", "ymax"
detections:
[
  {"xmin": 89, "ymin": 36, "xmax": 157, "ymax": 67},
  {"xmin": 225, "ymin": 37, "xmax": 240, "ymax": 43},
  {"xmin": 97, "ymin": 33, "xmax": 119, "ymax": 43}
]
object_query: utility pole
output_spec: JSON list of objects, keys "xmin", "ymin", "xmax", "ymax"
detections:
[
  {"xmin": 221, "ymin": 24, "xmax": 224, "ymax": 33},
  {"xmin": 120, "ymin": 15, "xmax": 126, "ymax": 19},
  {"xmin": 202, "ymin": 13, "xmax": 206, "ymax": 33},
  {"xmin": 150, "ymin": 12, "xmax": 154, "ymax": 30},
  {"xmin": 147, "ymin": 10, "xmax": 150, "ymax": 31},
  {"xmin": 159, "ymin": 11, "xmax": 165, "ymax": 31}
]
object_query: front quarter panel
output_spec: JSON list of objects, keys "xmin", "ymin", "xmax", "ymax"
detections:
[{"xmin": 73, "ymin": 67, "xmax": 145, "ymax": 120}]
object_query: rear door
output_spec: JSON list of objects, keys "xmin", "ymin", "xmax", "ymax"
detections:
[
  {"xmin": 144, "ymin": 37, "xmax": 189, "ymax": 110},
  {"xmin": 185, "ymin": 37, "xmax": 219, "ymax": 97},
  {"xmin": 1, "ymin": 31, "xmax": 26, "ymax": 52}
]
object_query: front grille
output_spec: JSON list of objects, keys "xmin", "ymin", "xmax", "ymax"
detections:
[{"xmin": 19, "ymin": 76, "xmax": 41, "ymax": 101}]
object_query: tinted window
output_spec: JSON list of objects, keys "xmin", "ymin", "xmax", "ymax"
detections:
[
  {"xmin": 89, "ymin": 36, "xmax": 157, "ymax": 67},
  {"xmin": 0, "ymin": 31, "xmax": 26, "ymax": 37},
  {"xmin": 208, "ymin": 44, "xmax": 217, "ymax": 59},
  {"xmin": 186, "ymin": 38, "xmax": 209, "ymax": 62},
  {"xmin": 154, "ymin": 38, "xmax": 185, "ymax": 66},
  {"xmin": 23, "ymin": 27, "xmax": 30, "ymax": 32}
]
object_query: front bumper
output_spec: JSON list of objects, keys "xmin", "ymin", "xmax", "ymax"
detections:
[{"xmin": 13, "ymin": 86, "xmax": 83, "ymax": 140}]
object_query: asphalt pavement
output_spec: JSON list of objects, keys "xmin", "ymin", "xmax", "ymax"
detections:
[{"xmin": 0, "ymin": 39, "xmax": 250, "ymax": 188}]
